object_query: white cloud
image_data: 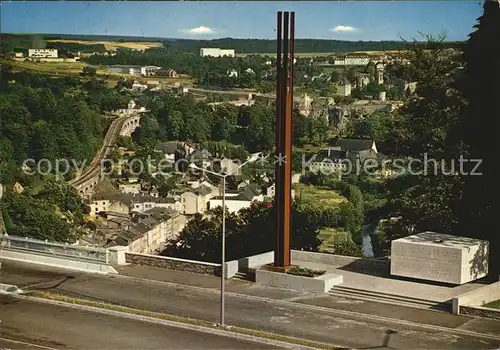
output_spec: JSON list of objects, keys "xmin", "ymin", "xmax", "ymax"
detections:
[
  {"xmin": 180, "ymin": 26, "xmax": 215, "ymax": 35},
  {"xmin": 330, "ymin": 25, "xmax": 358, "ymax": 33}
]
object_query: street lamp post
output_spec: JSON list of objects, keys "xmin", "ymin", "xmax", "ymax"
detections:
[
  {"xmin": 189, "ymin": 152, "xmax": 263, "ymax": 327},
  {"xmin": 220, "ymin": 174, "xmax": 226, "ymax": 326}
]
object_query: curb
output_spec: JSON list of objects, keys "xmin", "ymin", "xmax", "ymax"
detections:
[
  {"xmin": 0, "ymin": 283, "xmax": 22, "ymax": 294},
  {"xmin": 8, "ymin": 293, "xmax": 335, "ymax": 350},
  {"xmin": 112, "ymin": 273, "xmax": 500, "ymax": 341}
]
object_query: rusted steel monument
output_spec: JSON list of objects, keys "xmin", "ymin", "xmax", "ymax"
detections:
[{"xmin": 274, "ymin": 11, "xmax": 295, "ymax": 268}]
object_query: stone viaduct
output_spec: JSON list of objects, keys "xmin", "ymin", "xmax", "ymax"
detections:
[{"xmin": 69, "ymin": 114, "xmax": 141, "ymax": 198}]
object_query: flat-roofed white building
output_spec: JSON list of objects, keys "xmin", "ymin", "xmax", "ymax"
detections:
[
  {"xmin": 200, "ymin": 48, "xmax": 235, "ymax": 58},
  {"xmin": 108, "ymin": 65, "xmax": 160, "ymax": 76},
  {"xmin": 140, "ymin": 65, "xmax": 161, "ymax": 76},
  {"xmin": 333, "ymin": 54, "xmax": 370, "ymax": 66},
  {"xmin": 28, "ymin": 49, "xmax": 58, "ymax": 58}
]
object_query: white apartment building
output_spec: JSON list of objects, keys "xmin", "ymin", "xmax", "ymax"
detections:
[
  {"xmin": 108, "ymin": 65, "xmax": 160, "ymax": 76},
  {"xmin": 333, "ymin": 55, "xmax": 370, "ymax": 66},
  {"xmin": 28, "ymin": 49, "xmax": 58, "ymax": 58},
  {"xmin": 200, "ymin": 48, "xmax": 235, "ymax": 58},
  {"xmin": 141, "ymin": 66, "xmax": 161, "ymax": 76}
]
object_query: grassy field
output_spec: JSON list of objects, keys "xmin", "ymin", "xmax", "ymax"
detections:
[
  {"xmin": 319, "ymin": 228, "xmax": 350, "ymax": 252},
  {"xmin": 7, "ymin": 60, "xmax": 107, "ymax": 75},
  {"xmin": 141, "ymin": 75, "xmax": 195, "ymax": 84},
  {"xmin": 6, "ymin": 59, "xmax": 196, "ymax": 84},
  {"xmin": 46, "ymin": 39, "xmax": 163, "ymax": 51},
  {"xmin": 293, "ymin": 183, "xmax": 346, "ymax": 209},
  {"xmin": 483, "ymin": 300, "xmax": 500, "ymax": 309}
]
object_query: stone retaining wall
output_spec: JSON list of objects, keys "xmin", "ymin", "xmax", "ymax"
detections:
[
  {"xmin": 291, "ymin": 250, "xmax": 389, "ymax": 274},
  {"xmin": 239, "ymin": 251, "xmax": 275, "ymax": 271},
  {"xmin": 459, "ymin": 306, "xmax": 500, "ymax": 320},
  {"xmin": 2, "ymin": 250, "xmax": 117, "ymax": 275},
  {"xmin": 452, "ymin": 281, "xmax": 500, "ymax": 315},
  {"xmin": 125, "ymin": 252, "xmax": 219, "ymax": 276}
]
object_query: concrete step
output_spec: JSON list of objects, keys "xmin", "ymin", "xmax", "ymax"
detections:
[
  {"xmin": 232, "ymin": 271, "xmax": 255, "ymax": 282},
  {"xmin": 333, "ymin": 285, "xmax": 447, "ymax": 304},
  {"xmin": 329, "ymin": 286, "xmax": 451, "ymax": 311}
]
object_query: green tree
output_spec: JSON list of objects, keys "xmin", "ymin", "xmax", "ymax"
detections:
[
  {"xmin": 81, "ymin": 66, "xmax": 97, "ymax": 77},
  {"xmin": 163, "ymin": 202, "xmax": 322, "ymax": 262},
  {"xmin": 326, "ymin": 241, "xmax": 363, "ymax": 257},
  {"xmin": 343, "ymin": 185, "xmax": 364, "ymax": 243},
  {"xmin": 330, "ymin": 70, "xmax": 341, "ymax": 83},
  {"xmin": 456, "ymin": 0, "xmax": 500, "ymax": 276}
]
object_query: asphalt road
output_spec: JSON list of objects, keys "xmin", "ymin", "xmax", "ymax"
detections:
[
  {"xmin": 2, "ymin": 261, "xmax": 499, "ymax": 349},
  {"xmin": 0, "ymin": 295, "xmax": 281, "ymax": 349}
]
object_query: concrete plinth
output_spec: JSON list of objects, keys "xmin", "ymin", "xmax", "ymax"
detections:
[
  {"xmin": 255, "ymin": 269, "xmax": 343, "ymax": 293},
  {"xmin": 390, "ymin": 231, "xmax": 489, "ymax": 285}
]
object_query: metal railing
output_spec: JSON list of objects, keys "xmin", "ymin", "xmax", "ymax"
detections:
[{"xmin": 0, "ymin": 235, "xmax": 109, "ymax": 263}]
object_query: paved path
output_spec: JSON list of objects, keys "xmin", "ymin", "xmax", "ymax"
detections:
[
  {"xmin": 2, "ymin": 261, "xmax": 500, "ymax": 349},
  {"xmin": 0, "ymin": 295, "xmax": 280, "ymax": 349}
]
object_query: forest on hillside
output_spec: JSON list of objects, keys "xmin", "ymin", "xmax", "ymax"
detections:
[{"xmin": 1, "ymin": 33, "xmax": 464, "ymax": 55}]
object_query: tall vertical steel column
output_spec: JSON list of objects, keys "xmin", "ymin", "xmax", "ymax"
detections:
[{"xmin": 275, "ymin": 11, "xmax": 295, "ymax": 268}]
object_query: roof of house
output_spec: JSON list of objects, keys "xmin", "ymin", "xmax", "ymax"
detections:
[
  {"xmin": 244, "ymin": 184, "xmax": 262, "ymax": 196},
  {"xmin": 211, "ymin": 185, "xmax": 261, "ymax": 202},
  {"xmin": 141, "ymin": 207, "xmax": 176, "ymax": 221},
  {"xmin": 192, "ymin": 185, "xmax": 213, "ymax": 196},
  {"xmin": 317, "ymin": 149, "xmax": 347, "ymax": 161},
  {"xmin": 92, "ymin": 193, "xmax": 176, "ymax": 205},
  {"xmin": 357, "ymin": 149, "xmax": 379, "ymax": 163},
  {"xmin": 190, "ymin": 149, "xmax": 212, "ymax": 159},
  {"xmin": 339, "ymin": 77, "xmax": 351, "ymax": 86},
  {"xmin": 155, "ymin": 142, "xmax": 181, "ymax": 154},
  {"xmin": 238, "ymin": 188, "xmax": 258, "ymax": 201},
  {"xmin": 79, "ymin": 236, "xmax": 102, "ymax": 246},
  {"xmin": 333, "ymin": 138, "xmax": 374, "ymax": 152},
  {"xmin": 103, "ymin": 211, "xmax": 131, "ymax": 219}
]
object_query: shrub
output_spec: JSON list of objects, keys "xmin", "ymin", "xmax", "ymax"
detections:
[{"xmin": 286, "ymin": 266, "xmax": 326, "ymax": 277}]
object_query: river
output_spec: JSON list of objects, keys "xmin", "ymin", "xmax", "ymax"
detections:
[{"xmin": 361, "ymin": 223, "xmax": 375, "ymax": 257}]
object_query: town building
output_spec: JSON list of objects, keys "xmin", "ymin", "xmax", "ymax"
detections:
[
  {"xmin": 180, "ymin": 185, "xmax": 217, "ymax": 215},
  {"xmin": 28, "ymin": 49, "xmax": 58, "ymax": 58},
  {"xmin": 88, "ymin": 193, "xmax": 183, "ymax": 217},
  {"xmin": 356, "ymin": 74, "xmax": 371, "ymax": 88},
  {"xmin": 200, "ymin": 48, "xmax": 235, "ymax": 58},
  {"xmin": 305, "ymin": 149, "xmax": 348, "ymax": 175},
  {"xmin": 227, "ymin": 69, "xmax": 238, "ymax": 77},
  {"xmin": 114, "ymin": 99, "xmax": 147, "ymax": 115},
  {"xmin": 266, "ymin": 183, "xmax": 296, "ymax": 199},
  {"xmin": 189, "ymin": 148, "xmax": 213, "ymax": 169},
  {"xmin": 141, "ymin": 66, "xmax": 161, "ymax": 76},
  {"xmin": 131, "ymin": 82, "xmax": 148, "ymax": 91},
  {"xmin": 207, "ymin": 186, "xmax": 264, "ymax": 214},
  {"xmin": 156, "ymin": 68, "xmax": 178, "ymax": 78},
  {"xmin": 219, "ymin": 158, "xmax": 242, "ymax": 176},
  {"xmin": 108, "ymin": 65, "xmax": 161, "ymax": 76},
  {"xmin": 330, "ymin": 138, "xmax": 378, "ymax": 154},
  {"xmin": 8, "ymin": 52, "xmax": 24, "ymax": 58},
  {"xmin": 12, "ymin": 182, "xmax": 24, "ymax": 194},
  {"xmin": 335, "ymin": 77, "xmax": 352, "ymax": 97},
  {"xmin": 306, "ymin": 139, "xmax": 381, "ymax": 176},
  {"xmin": 333, "ymin": 54, "xmax": 370, "ymax": 66},
  {"xmin": 118, "ymin": 183, "xmax": 141, "ymax": 195},
  {"xmin": 81, "ymin": 208, "xmax": 186, "ymax": 254}
]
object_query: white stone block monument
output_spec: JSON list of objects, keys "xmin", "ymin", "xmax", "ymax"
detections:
[{"xmin": 391, "ymin": 231, "xmax": 489, "ymax": 285}]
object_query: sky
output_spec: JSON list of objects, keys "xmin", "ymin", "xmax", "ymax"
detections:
[{"xmin": 1, "ymin": 1, "xmax": 484, "ymax": 41}]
